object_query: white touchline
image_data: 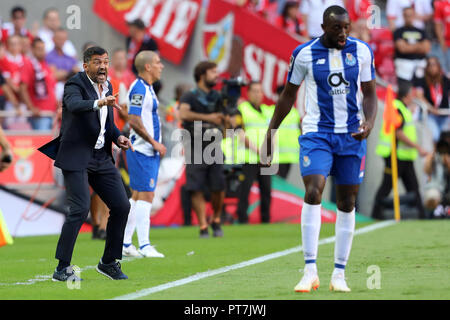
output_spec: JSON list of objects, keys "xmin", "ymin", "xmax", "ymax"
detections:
[{"xmin": 111, "ymin": 220, "xmax": 397, "ymax": 300}]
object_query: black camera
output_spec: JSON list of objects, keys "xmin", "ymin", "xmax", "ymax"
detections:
[{"xmin": 219, "ymin": 76, "xmax": 247, "ymax": 115}]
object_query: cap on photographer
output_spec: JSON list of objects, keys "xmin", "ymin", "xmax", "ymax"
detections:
[{"xmin": 178, "ymin": 60, "xmax": 226, "ymax": 238}]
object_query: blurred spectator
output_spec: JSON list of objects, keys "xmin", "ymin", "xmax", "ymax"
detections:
[
  {"xmin": 0, "ymin": 42, "xmax": 19, "ymax": 113},
  {"xmin": 38, "ymin": 8, "xmax": 77, "ymax": 58},
  {"xmin": 393, "ymin": 7, "xmax": 430, "ymax": 84},
  {"xmin": 165, "ymin": 83, "xmax": 192, "ymax": 128},
  {"xmin": 232, "ymin": 0, "xmax": 272, "ymax": 19},
  {"xmin": 414, "ymin": 56, "xmax": 450, "ymax": 142},
  {"xmin": 1, "ymin": 6, "xmax": 34, "ymax": 45},
  {"xmin": 0, "ymin": 35, "xmax": 29, "ymax": 107},
  {"xmin": 0, "ymin": 124, "xmax": 13, "ymax": 172},
  {"xmin": 20, "ymin": 37, "xmax": 57, "ymax": 131},
  {"xmin": 46, "ymin": 28, "xmax": 79, "ymax": 82},
  {"xmin": 109, "ymin": 48, "xmax": 136, "ymax": 90},
  {"xmin": 423, "ymin": 131, "xmax": 450, "ymax": 218},
  {"xmin": 386, "ymin": 0, "xmax": 432, "ymax": 31},
  {"xmin": 434, "ymin": 0, "xmax": 450, "ymax": 74},
  {"xmin": 372, "ymin": 82, "xmax": 428, "ymax": 220},
  {"xmin": 20, "ymin": 34, "xmax": 32, "ymax": 57},
  {"xmin": 126, "ymin": 19, "xmax": 158, "ymax": 76},
  {"xmin": 299, "ymin": 0, "xmax": 344, "ymax": 39},
  {"xmin": 274, "ymin": 1, "xmax": 308, "ymax": 38},
  {"xmin": 348, "ymin": 0, "xmax": 372, "ymax": 43}
]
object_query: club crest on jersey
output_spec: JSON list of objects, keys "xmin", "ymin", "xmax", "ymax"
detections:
[
  {"xmin": 150, "ymin": 178, "xmax": 155, "ymax": 188},
  {"xmin": 345, "ymin": 53, "xmax": 356, "ymax": 66}
]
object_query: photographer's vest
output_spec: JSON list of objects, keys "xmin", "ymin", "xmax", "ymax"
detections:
[
  {"xmin": 277, "ymin": 107, "xmax": 301, "ymax": 163},
  {"xmin": 376, "ymin": 99, "xmax": 418, "ymax": 161},
  {"xmin": 221, "ymin": 101, "xmax": 274, "ymax": 164}
]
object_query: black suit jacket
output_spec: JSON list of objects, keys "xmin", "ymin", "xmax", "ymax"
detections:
[{"xmin": 38, "ymin": 72, "xmax": 121, "ymax": 171}]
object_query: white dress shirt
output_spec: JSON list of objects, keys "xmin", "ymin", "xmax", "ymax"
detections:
[{"xmin": 86, "ymin": 73, "xmax": 109, "ymax": 149}]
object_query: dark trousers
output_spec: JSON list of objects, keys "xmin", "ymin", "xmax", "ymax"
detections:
[
  {"xmin": 371, "ymin": 157, "xmax": 425, "ymax": 219},
  {"xmin": 237, "ymin": 164, "xmax": 271, "ymax": 223},
  {"xmin": 277, "ymin": 163, "xmax": 292, "ymax": 179},
  {"xmin": 56, "ymin": 148, "xmax": 130, "ymax": 263}
]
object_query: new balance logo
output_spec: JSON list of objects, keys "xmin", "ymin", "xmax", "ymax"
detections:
[{"xmin": 316, "ymin": 59, "xmax": 326, "ymax": 65}]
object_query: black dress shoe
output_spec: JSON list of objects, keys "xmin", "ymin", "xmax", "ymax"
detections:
[
  {"xmin": 211, "ymin": 222, "xmax": 223, "ymax": 237},
  {"xmin": 52, "ymin": 266, "xmax": 83, "ymax": 282},
  {"xmin": 92, "ymin": 225, "xmax": 99, "ymax": 239},
  {"xmin": 96, "ymin": 260, "xmax": 128, "ymax": 280},
  {"xmin": 97, "ymin": 229, "xmax": 107, "ymax": 240}
]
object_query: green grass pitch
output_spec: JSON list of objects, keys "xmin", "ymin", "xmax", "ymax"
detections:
[{"xmin": 0, "ymin": 220, "xmax": 449, "ymax": 300}]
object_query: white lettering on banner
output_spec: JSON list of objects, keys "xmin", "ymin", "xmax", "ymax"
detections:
[
  {"xmin": 165, "ymin": 1, "xmax": 200, "ymax": 48},
  {"xmin": 151, "ymin": 0, "xmax": 176, "ymax": 38},
  {"xmin": 125, "ymin": 0, "xmax": 162, "ymax": 27},
  {"xmin": 244, "ymin": 44, "xmax": 290, "ymax": 102},
  {"xmin": 124, "ymin": 0, "xmax": 199, "ymax": 49}
]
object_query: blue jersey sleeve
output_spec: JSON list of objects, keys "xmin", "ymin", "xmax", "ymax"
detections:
[{"xmin": 128, "ymin": 81, "xmax": 146, "ymax": 116}]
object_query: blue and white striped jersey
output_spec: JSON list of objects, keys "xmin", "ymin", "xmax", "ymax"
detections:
[
  {"xmin": 128, "ymin": 77, "xmax": 161, "ymax": 156},
  {"xmin": 287, "ymin": 36, "xmax": 375, "ymax": 134}
]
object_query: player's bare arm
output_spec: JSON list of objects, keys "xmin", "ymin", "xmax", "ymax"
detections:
[
  {"xmin": 128, "ymin": 114, "xmax": 166, "ymax": 157},
  {"xmin": 261, "ymin": 82, "xmax": 300, "ymax": 165},
  {"xmin": 352, "ymin": 79, "xmax": 377, "ymax": 141}
]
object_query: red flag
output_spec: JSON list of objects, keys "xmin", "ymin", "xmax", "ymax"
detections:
[{"xmin": 383, "ymin": 85, "xmax": 402, "ymax": 134}]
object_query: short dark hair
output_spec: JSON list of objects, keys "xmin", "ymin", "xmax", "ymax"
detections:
[
  {"xmin": 127, "ymin": 18, "xmax": 146, "ymax": 30},
  {"xmin": 11, "ymin": 6, "xmax": 26, "ymax": 17},
  {"xmin": 323, "ymin": 5, "xmax": 348, "ymax": 24},
  {"xmin": 194, "ymin": 61, "xmax": 217, "ymax": 82},
  {"xmin": 83, "ymin": 46, "xmax": 108, "ymax": 63},
  {"xmin": 31, "ymin": 37, "xmax": 44, "ymax": 47},
  {"xmin": 397, "ymin": 82, "xmax": 412, "ymax": 101}
]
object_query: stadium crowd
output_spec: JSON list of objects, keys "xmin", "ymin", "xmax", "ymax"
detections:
[{"xmin": 0, "ymin": 0, "xmax": 448, "ymax": 220}]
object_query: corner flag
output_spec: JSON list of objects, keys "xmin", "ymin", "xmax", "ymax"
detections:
[
  {"xmin": 384, "ymin": 85, "xmax": 401, "ymax": 221},
  {"xmin": 0, "ymin": 208, "xmax": 13, "ymax": 247}
]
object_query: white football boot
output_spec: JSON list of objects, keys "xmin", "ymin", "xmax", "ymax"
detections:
[
  {"xmin": 294, "ymin": 268, "xmax": 320, "ymax": 292},
  {"xmin": 122, "ymin": 244, "xmax": 141, "ymax": 257},
  {"xmin": 139, "ymin": 245, "xmax": 165, "ymax": 258},
  {"xmin": 329, "ymin": 272, "xmax": 351, "ymax": 292}
]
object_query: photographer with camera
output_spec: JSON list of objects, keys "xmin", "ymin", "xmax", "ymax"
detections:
[
  {"xmin": 179, "ymin": 61, "xmax": 226, "ymax": 238},
  {"xmin": 423, "ymin": 131, "xmax": 450, "ymax": 218},
  {"xmin": 0, "ymin": 125, "xmax": 13, "ymax": 172}
]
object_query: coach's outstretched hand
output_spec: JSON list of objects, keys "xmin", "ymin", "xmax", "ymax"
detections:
[
  {"xmin": 351, "ymin": 121, "xmax": 373, "ymax": 141},
  {"xmin": 117, "ymin": 135, "xmax": 134, "ymax": 151},
  {"xmin": 100, "ymin": 93, "xmax": 122, "ymax": 110}
]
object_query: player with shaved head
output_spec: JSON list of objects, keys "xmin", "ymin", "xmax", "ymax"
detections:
[{"xmin": 122, "ymin": 50, "xmax": 166, "ymax": 258}]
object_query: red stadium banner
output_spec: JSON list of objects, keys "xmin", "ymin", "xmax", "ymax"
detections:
[
  {"xmin": 93, "ymin": 0, "xmax": 202, "ymax": 65},
  {"xmin": 203, "ymin": 0, "xmax": 302, "ymax": 105},
  {"xmin": 0, "ymin": 134, "xmax": 54, "ymax": 186}
]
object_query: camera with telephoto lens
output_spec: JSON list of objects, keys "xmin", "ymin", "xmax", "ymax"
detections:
[{"xmin": 219, "ymin": 76, "xmax": 247, "ymax": 115}]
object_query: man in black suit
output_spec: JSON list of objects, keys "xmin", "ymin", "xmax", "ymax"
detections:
[{"xmin": 39, "ymin": 46, "xmax": 134, "ymax": 281}]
